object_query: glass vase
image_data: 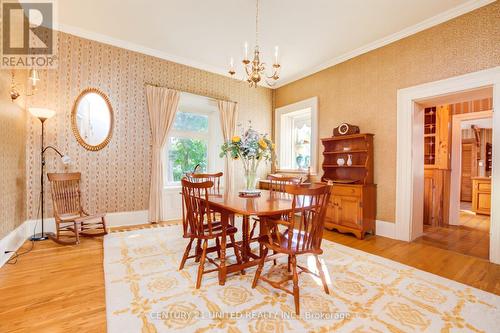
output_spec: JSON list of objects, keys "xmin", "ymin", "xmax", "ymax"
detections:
[{"xmin": 244, "ymin": 169, "xmax": 258, "ymax": 192}]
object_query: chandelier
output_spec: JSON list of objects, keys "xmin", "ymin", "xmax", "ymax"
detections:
[{"xmin": 228, "ymin": 0, "xmax": 281, "ymax": 87}]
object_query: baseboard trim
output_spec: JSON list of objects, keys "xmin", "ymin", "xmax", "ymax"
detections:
[
  {"xmin": 0, "ymin": 210, "xmax": 148, "ymax": 268},
  {"xmin": 375, "ymin": 220, "xmax": 397, "ymax": 239},
  {"xmin": 0, "ymin": 223, "xmax": 30, "ymax": 268}
]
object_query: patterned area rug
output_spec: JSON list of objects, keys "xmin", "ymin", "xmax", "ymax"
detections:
[{"xmin": 104, "ymin": 225, "xmax": 499, "ymax": 333}]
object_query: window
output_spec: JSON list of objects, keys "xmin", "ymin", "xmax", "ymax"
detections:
[
  {"xmin": 275, "ymin": 97, "xmax": 318, "ymax": 173},
  {"xmin": 164, "ymin": 93, "xmax": 222, "ymax": 186}
]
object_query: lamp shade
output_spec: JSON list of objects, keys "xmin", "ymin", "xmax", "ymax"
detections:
[
  {"xmin": 28, "ymin": 108, "xmax": 56, "ymax": 120},
  {"xmin": 61, "ymin": 155, "xmax": 72, "ymax": 165}
]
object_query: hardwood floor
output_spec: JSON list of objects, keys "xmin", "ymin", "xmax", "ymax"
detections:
[
  {"xmin": 0, "ymin": 221, "xmax": 499, "ymax": 332},
  {"xmin": 414, "ymin": 207, "xmax": 490, "ymax": 259}
]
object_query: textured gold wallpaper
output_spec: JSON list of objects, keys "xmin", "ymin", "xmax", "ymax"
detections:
[
  {"xmin": 0, "ymin": 70, "xmax": 27, "ymax": 239},
  {"xmin": 275, "ymin": 2, "xmax": 500, "ymax": 222},
  {"xmin": 26, "ymin": 32, "xmax": 273, "ymax": 219}
]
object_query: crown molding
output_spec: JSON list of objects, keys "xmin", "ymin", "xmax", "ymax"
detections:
[
  {"xmin": 57, "ymin": 0, "xmax": 494, "ymax": 90},
  {"xmin": 57, "ymin": 23, "xmax": 235, "ymax": 80},
  {"xmin": 274, "ymin": 0, "xmax": 495, "ymax": 88}
]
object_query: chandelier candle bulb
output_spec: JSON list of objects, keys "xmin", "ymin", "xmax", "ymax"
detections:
[
  {"xmin": 244, "ymin": 42, "xmax": 249, "ymax": 60},
  {"xmin": 229, "ymin": 57, "xmax": 235, "ymax": 76},
  {"xmin": 274, "ymin": 46, "xmax": 279, "ymax": 64}
]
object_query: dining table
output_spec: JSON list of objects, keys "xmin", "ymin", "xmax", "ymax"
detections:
[{"xmin": 205, "ymin": 187, "xmax": 319, "ymax": 285}]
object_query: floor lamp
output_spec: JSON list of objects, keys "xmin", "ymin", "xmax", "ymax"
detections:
[{"xmin": 29, "ymin": 108, "xmax": 71, "ymax": 241}]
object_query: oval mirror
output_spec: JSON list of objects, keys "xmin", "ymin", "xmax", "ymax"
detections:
[{"xmin": 72, "ymin": 88, "xmax": 114, "ymax": 151}]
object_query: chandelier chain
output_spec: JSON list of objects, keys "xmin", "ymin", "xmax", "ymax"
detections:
[{"xmin": 255, "ymin": 0, "xmax": 259, "ymax": 46}]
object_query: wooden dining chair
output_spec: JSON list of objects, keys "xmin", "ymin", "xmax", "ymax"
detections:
[
  {"xmin": 249, "ymin": 174, "xmax": 302, "ymax": 242},
  {"xmin": 252, "ymin": 184, "xmax": 332, "ymax": 315},
  {"xmin": 186, "ymin": 172, "xmax": 223, "ymax": 195},
  {"xmin": 179, "ymin": 178, "xmax": 243, "ymax": 288},
  {"xmin": 184, "ymin": 171, "xmax": 225, "ymax": 256},
  {"xmin": 267, "ymin": 174, "xmax": 302, "ymax": 192},
  {"xmin": 47, "ymin": 172, "xmax": 107, "ymax": 245}
]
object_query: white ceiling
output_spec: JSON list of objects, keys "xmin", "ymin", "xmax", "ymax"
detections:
[
  {"xmin": 55, "ymin": 0, "xmax": 493, "ymax": 88},
  {"xmin": 462, "ymin": 118, "xmax": 493, "ymax": 129}
]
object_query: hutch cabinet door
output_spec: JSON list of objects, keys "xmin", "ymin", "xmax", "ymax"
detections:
[
  {"xmin": 325, "ymin": 197, "xmax": 339, "ymax": 225},
  {"xmin": 335, "ymin": 195, "xmax": 362, "ymax": 229}
]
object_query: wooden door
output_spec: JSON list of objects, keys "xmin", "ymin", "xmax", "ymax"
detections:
[
  {"xmin": 335, "ymin": 195, "xmax": 362, "ymax": 229},
  {"xmin": 461, "ymin": 142, "xmax": 476, "ymax": 201}
]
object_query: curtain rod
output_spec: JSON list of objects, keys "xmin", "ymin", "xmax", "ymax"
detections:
[{"xmin": 144, "ymin": 82, "xmax": 237, "ymax": 105}]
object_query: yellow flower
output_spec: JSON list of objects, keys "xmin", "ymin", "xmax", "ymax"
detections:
[
  {"xmin": 258, "ymin": 138, "xmax": 268, "ymax": 149},
  {"xmin": 232, "ymin": 136, "xmax": 241, "ymax": 143}
]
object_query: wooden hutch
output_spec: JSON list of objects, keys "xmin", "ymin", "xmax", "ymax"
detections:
[{"xmin": 321, "ymin": 133, "xmax": 376, "ymax": 239}]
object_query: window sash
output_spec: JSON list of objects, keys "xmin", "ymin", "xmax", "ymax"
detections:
[
  {"xmin": 275, "ymin": 97, "xmax": 318, "ymax": 174},
  {"xmin": 164, "ymin": 110, "xmax": 221, "ymax": 187}
]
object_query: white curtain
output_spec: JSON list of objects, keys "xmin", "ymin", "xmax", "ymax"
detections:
[
  {"xmin": 218, "ymin": 100, "xmax": 238, "ymax": 194},
  {"xmin": 146, "ymin": 86, "xmax": 180, "ymax": 223}
]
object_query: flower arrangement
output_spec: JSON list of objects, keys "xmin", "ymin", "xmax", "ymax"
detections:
[{"xmin": 220, "ymin": 121, "xmax": 274, "ymax": 193}]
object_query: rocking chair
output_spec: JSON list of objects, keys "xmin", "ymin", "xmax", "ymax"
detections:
[{"xmin": 47, "ymin": 172, "xmax": 108, "ymax": 245}]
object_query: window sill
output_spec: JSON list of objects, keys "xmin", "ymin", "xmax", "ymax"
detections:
[
  {"xmin": 275, "ymin": 168, "xmax": 317, "ymax": 176},
  {"xmin": 164, "ymin": 184, "xmax": 181, "ymax": 191}
]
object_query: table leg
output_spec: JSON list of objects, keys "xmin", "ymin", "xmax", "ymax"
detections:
[
  {"xmin": 218, "ymin": 211, "xmax": 229, "ymax": 285},
  {"xmin": 241, "ymin": 215, "xmax": 250, "ymax": 262},
  {"xmin": 258, "ymin": 216, "xmax": 268, "ymax": 257}
]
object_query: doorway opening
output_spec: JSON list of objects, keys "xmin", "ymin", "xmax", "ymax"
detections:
[
  {"xmin": 412, "ymin": 88, "xmax": 492, "ymax": 259},
  {"xmin": 396, "ymin": 67, "xmax": 499, "ymax": 264}
]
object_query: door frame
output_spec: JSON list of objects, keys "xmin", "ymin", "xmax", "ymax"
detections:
[
  {"xmin": 450, "ymin": 110, "xmax": 492, "ymax": 225},
  {"xmin": 396, "ymin": 66, "xmax": 500, "ymax": 264}
]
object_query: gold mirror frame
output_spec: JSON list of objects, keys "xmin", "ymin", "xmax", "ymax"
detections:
[{"xmin": 71, "ymin": 87, "xmax": 114, "ymax": 151}]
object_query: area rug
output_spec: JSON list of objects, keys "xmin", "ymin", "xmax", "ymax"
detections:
[{"xmin": 104, "ymin": 225, "xmax": 499, "ymax": 333}]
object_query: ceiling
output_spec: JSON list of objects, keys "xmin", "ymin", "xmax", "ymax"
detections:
[
  {"xmin": 462, "ymin": 118, "xmax": 493, "ymax": 129},
  {"xmin": 55, "ymin": 0, "xmax": 493, "ymax": 88}
]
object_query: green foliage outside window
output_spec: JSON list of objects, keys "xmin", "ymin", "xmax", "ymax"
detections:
[{"xmin": 169, "ymin": 137, "xmax": 207, "ymax": 181}]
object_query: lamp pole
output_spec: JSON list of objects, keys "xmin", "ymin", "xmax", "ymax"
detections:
[
  {"xmin": 31, "ymin": 117, "xmax": 50, "ymax": 241},
  {"xmin": 28, "ymin": 108, "xmax": 70, "ymax": 241}
]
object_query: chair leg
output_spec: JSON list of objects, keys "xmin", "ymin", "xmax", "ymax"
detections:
[
  {"xmin": 74, "ymin": 221, "xmax": 80, "ymax": 244},
  {"xmin": 291, "ymin": 255, "xmax": 300, "ymax": 315},
  {"xmin": 195, "ymin": 239, "xmax": 202, "ymax": 262},
  {"xmin": 287, "ymin": 255, "xmax": 291, "ymax": 272},
  {"xmin": 179, "ymin": 238, "xmax": 194, "ymax": 270},
  {"xmin": 315, "ymin": 255, "xmax": 329, "ymax": 295},
  {"xmin": 101, "ymin": 216, "xmax": 108, "ymax": 234},
  {"xmin": 249, "ymin": 219, "xmax": 258, "ymax": 240},
  {"xmin": 229, "ymin": 234, "xmax": 245, "ymax": 275},
  {"xmin": 252, "ymin": 247, "xmax": 268, "ymax": 288},
  {"xmin": 273, "ymin": 250, "xmax": 277, "ymax": 266},
  {"xmin": 195, "ymin": 239, "xmax": 208, "ymax": 289},
  {"xmin": 215, "ymin": 237, "xmax": 221, "ymax": 259}
]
